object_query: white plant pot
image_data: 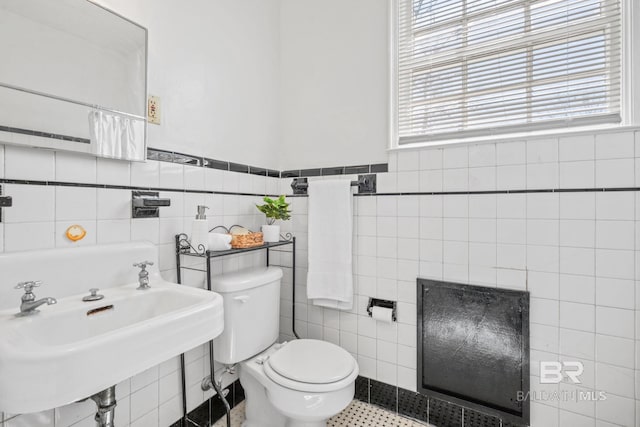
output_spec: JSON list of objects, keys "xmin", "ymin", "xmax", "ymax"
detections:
[{"xmin": 262, "ymin": 224, "xmax": 280, "ymax": 243}]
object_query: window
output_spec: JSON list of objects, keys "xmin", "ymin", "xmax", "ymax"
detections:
[{"xmin": 395, "ymin": 0, "xmax": 622, "ymax": 145}]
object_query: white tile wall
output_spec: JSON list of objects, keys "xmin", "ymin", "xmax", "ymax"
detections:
[
  {"xmin": 96, "ymin": 157, "xmax": 130, "ymax": 186},
  {"xmin": 279, "ymin": 130, "xmax": 640, "ymax": 427},
  {"xmin": 0, "ymin": 147, "xmax": 274, "ymax": 427},
  {"xmin": 4, "ymin": 146, "xmax": 55, "ymax": 181},
  {"xmin": 3, "ymin": 129, "xmax": 640, "ymax": 427},
  {"xmin": 131, "ymin": 161, "xmax": 160, "ymax": 188},
  {"xmin": 55, "ymin": 152, "xmax": 97, "ymax": 184}
]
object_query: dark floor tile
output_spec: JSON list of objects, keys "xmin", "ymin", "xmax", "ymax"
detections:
[
  {"xmin": 210, "ymin": 398, "xmax": 225, "ymax": 425},
  {"xmin": 354, "ymin": 376, "xmax": 370, "ymax": 403},
  {"xmin": 463, "ymin": 407, "xmax": 501, "ymax": 427},
  {"xmin": 232, "ymin": 380, "xmax": 245, "ymax": 406},
  {"xmin": 369, "ymin": 379, "xmax": 397, "ymax": 413},
  {"xmin": 210, "ymin": 386, "xmax": 233, "ymax": 425},
  {"xmin": 169, "ymin": 420, "xmax": 182, "ymax": 427},
  {"xmin": 428, "ymin": 397, "xmax": 463, "ymax": 427},
  {"xmin": 188, "ymin": 399, "xmax": 210, "ymax": 426},
  {"xmin": 397, "ymin": 388, "xmax": 428, "ymax": 423}
]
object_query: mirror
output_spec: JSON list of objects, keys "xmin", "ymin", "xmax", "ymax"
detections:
[{"xmin": 0, "ymin": 0, "xmax": 147, "ymax": 161}]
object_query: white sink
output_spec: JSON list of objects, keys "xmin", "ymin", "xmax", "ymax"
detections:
[{"xmin": 0, "ymin": 243, "xmax": 224, "ymax": 414}]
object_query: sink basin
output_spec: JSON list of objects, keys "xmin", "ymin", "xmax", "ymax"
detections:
[{"xmin": 0, "ymin": 280, "xmax": 224, "ymax": 414}]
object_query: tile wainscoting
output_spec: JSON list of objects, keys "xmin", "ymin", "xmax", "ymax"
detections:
[
  {"xmin": 278, "ymin": 130, "xmax": 640, "ymax": 427},
  {"xmin": 0, "ymin": 144, "xmax": 284, "ymax": 427},
  {"xmin": 2, "ymin": 128, "xmax": 640, "ymax": 427}
]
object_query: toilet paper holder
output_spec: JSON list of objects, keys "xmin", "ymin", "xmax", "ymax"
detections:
[{"xmin": 366, "ymin": 297, "xmax": 397, "ymax": 322}]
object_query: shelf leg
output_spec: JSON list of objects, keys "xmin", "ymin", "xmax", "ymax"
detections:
[{"xmin": 292, "ymin": 237, "xmax": 299, "ymax": 339}]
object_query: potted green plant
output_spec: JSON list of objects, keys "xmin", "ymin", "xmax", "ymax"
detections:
[{"xmin": 256, "ymin": 195, "xmax": 291, "ymax": 242}]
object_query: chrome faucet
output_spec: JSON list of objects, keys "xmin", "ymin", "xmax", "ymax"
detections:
[
  {"xmin": 15, "ymin": 281, "xmax": 57, "ymax": 316},
  {"xmin": 133, "ymin": 261, "xmax": 154, "ymax": 290}
]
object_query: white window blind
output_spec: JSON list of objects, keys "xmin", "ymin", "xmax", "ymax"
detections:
[{"xmin": 396, "ymin": 0, "xmax": 622, "ymax": 144}]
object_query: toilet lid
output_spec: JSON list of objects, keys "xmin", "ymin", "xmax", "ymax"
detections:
[{"xmin": 266, "ymin": 339, "xmax": 356, "ymax": 384}]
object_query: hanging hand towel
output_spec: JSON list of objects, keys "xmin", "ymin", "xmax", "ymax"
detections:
[
  {"xmin": 307, "ymin": 179, "xmax": 353, "ymax": 310},
  {"xmin": 88, "ymin": 109, "xmax": 145, "ymax": 161}
]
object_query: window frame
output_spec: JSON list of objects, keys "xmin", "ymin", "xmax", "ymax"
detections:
[{"xmin": 389, "ymin": 0, "xmax": 640, "ymax": 150}]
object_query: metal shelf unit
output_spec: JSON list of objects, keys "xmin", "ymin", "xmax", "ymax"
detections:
[{"xmin": 173, "ymin": 233, "xmax": 298, "ymax": 427}]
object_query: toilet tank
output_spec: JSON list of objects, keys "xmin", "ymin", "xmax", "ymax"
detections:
[{"xmin": 211, "ymin": 266, "xmax": 283, "ymax": 364}]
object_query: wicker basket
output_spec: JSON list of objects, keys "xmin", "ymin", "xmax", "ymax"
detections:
[{"xmin": 230, "ymin": 232, "xmax": 264, "ymax": 249}]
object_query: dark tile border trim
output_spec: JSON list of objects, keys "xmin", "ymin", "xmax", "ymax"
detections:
[
  {"xmin": 370, "ymin": 163, "xmax": 389, "ymax": 173},
  {"xmin": 229, "ymin": 162, "xmax": 249, "ymax": 173},
  {"xmin": 281, "ymin": 170, "xmax": 301, "ymax": 178},
  {"xmin": 285, "ymin": 163, "xmax": 388, "ymax": 178},
  {"xmin": 4, "ymin": 177, "xmax": 640, "ymax": 202},
  {"xmin": 321, "ymin": 166, "xmax": 344, "ymax": 175},
  {"xmin": 300, "ymin": 168, "xmax": 321, "ymax": 177},
  {"xmin": 148, "ymin": 147, "xmax": 280, "ymax": 178},
  {"xmin": 357, "ymin": 376, "xmax": 526, "ymax": 427},
  {"xmin": 147, "ymin": 147, "xmax": 388, "ymax": 179},
  {"xmin": 0, "ymin": 125, "xmax": 90, "ymax": 144},
  {"xmin": 0, "ymin": 178, "xmax": 279, "ymax": 198},
  {"xmin": 170, "ymin": 376, "xmax": 527, "ymax": 427},
  {"xmin": 366, "ymin": 186, "xmax": 640, "ymax": 196},
  {"xmin": 345, "ymin": 165, "xmax": 370, "ymax": 174},
  {"xmin": 286, "ymin": 186, "xmax": 640, "ymax": 197}
]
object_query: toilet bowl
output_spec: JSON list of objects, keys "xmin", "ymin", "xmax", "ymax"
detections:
[
  {"xmin": 240, "ymin": 340, "xmax": 359, "ymax": 427},
  {"xmin": 210, "ymin": 267, "xmax": 359, "ymax": 427}
]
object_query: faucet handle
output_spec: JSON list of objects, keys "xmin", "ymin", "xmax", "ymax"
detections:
[
  {"xmin": 133, "ymin": 261, "xmax": 154, "ymax": 270},
  {"xmin": 15, "ymin": 281, "xmax": 42, "ymax": 293}
]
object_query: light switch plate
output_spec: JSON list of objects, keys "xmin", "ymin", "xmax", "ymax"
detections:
[{"xmin": 148, "ymin": 95, "xmax": 160, "ymax": 125}]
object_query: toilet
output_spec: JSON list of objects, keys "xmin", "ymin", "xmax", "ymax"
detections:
[{"xmin": 212, "ymin": 267, "xmax": 359, "ymax": 427}]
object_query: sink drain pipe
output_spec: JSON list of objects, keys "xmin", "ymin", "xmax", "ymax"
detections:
[
  {"xmin": 203, "ymin": 253, "xmax": 231, "ymax": 427},
  {"xmin": 202, "ymin": 340, "xmax": 231, "ymax": 427},
  {"xmin": 90, "ymin": 386, "xmax": 116, "ymax": 427},
  {"xmin": 174, "ymin": 238, "xmax": 230, "ymax": 426}
]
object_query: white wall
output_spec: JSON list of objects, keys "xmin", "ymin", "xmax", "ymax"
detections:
[
  {"xmin": 3, "ymin": 0, "xmax": 388, "ymax": 171},
  {"xmin": 96, "ymin": 0, "xmax": 283, "ymax": 170},
  {"xmin": 279, "ymin": 0, "xmax": 389, "ymax": 170}
]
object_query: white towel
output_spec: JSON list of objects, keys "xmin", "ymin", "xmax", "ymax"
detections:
[
  {"xmin": 208, "ymin": 233, "xmax": 232, "ymax": 251},
  {"xmin": 88, "ymin": 110, "xmax": 145, "ymax": 161},
  {"xmin": 307, "ymin": 179, "xmax": 353, "ymax": 310}
]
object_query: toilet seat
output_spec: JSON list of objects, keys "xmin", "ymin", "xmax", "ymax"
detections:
[{"xmin": 263, "ymin": 339, "xmax": 358, "ymax": 393}]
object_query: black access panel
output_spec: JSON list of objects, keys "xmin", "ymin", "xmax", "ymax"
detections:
[{"xmin": 417, "ymin": 279, "xmax": 530, "ymax": 425}]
